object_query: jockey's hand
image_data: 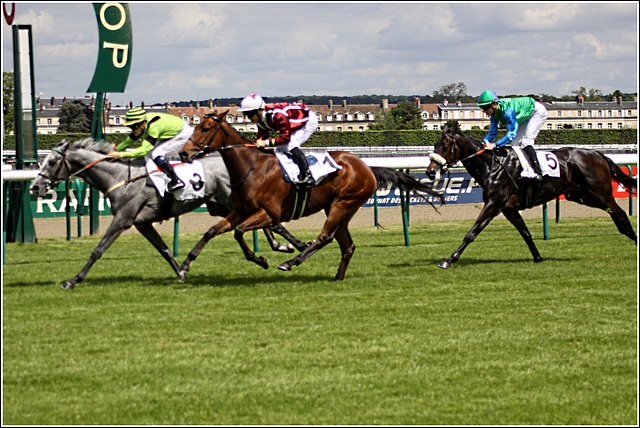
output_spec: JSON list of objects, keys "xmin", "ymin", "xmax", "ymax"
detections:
[
  {"xmin": 106, "ymin": 151, "xmax": 122, "ymax": 160},
  {"xmin": 483, "ymin": 142, "xmax": 495, "ymax": 151},
  {"xmin": 255, "ymin": 139, "xmax": 269, "ymax": 148}
]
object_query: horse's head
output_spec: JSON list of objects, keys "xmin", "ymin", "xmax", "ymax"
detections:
[
  {"xmin": 30, "ymin": 139, "xmax": 72, "ymax": 197},
  {"xmin": 179, "ymin": 110, "xmax": 229, "ymax": 162},
  {"xmin": 426, "ymin": 121, "xmax": 465, "ymax": 181}
]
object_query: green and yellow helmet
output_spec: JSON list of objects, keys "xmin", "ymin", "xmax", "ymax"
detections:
[
  {"xmin": 477, "ymin": 91, "xmax": 499, "ymax": 106},
  {"xmin": 124, "ymin": 107, "xmax": 147, "ymax": 126}
]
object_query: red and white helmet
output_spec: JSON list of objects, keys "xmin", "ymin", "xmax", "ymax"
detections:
[{"xmin": 238, "ymin": 94, "xmax": 265, "ymax": 112}]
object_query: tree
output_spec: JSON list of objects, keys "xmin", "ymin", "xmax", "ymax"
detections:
[
  {"xmin": 390, "ymin": 101, "xmax": 423, "ymax": 130},
  {"xmin": 369, "ymin": 100, "xmax": 423, "ymax": 130},
  {"xmin": 587, "ymin": 88, "xmax": 605, "ymax": 101},
  {"xmin": 432, "ymin": 82, "xmax": 469, "ymax": 102},
  {"xmin": 609, "ymin": 89, "xmax": 624, "ymax": 102},
  {"xmin": 569, "ymin": 86, "xmax": 605, "ymax": 101},
  {"xmin": 3, "ymin": 71, "xmax": 15, "ymax": 135},
  {"xmin": 57, "ymin": 101, "xmax": 92, "ymax": 133},
  {"xmin": 571, "ymin": 86, "xmax": 587, "ymax": 97}
]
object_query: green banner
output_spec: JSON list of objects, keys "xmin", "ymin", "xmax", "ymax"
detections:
[{"xmin": 87, "ymin": 3, "xmax": 132, "ymax": 93}]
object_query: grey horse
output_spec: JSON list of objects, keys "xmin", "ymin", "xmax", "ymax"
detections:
[{"xmin": 29, "ymin": 138, "xmax": 308, "ymax": 289}]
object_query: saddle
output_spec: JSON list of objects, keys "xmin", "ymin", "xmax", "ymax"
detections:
[
  {"xmin": 145, "ymin": 158, "xmax": 206, "ymax": 200},
  {"xmin": 274, "ymin": 151, "xmax": 342, "ymax": 186},
  {"xmin": 272, "ymin": 151, "xmax": 342, "ymax": 220},
  {"xmin": 512, "ymin": 147, "xmax": 560, "ymax": 179}
]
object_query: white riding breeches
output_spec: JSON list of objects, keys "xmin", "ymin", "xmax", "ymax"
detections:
[
  {"xmin": 513, "ymin": 101, "xmax": 548, "ymax": 148},
  {"xmin": 275, "ymin": 111, "xmax": 319, "ymax": 154},
  {"xmin": 148, "ymin": 124, "xmax": 194, "ymax": 160}
]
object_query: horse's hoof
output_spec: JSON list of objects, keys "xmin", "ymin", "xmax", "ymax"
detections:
[
  {"xmin": 278, "ymin": 244, "xmax": 295, "ymax": 253},
  {"xmin": 62, "ymin": 281, "xmax": 75, "ymax": 289},
  {"xmin": 437, "ymin": 260, "xmax": 451, "ymax": 269},
  {"xmin": 278, "ymin": 262, "xmax": 291, "ymax": 272},
  {"xmin": 533, "ymin": 257, "xmax": 543, "ymax": 263},
  {"xmin": 258, "ymin": 257, "xmax": 269, "ymax": 270},
  {"xmin": 177, "ymin": 271, "xmax": 187, "ymax": 283}
]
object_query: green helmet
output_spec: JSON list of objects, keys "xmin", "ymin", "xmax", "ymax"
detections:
[{"xmin": 477, "ymin": 90, "xmax": 498, "ymax": 106}]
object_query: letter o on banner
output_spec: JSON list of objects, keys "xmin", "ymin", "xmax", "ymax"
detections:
[{"xmin": 99, "ymin": 3, "xmax": 126, "ymax": 31}]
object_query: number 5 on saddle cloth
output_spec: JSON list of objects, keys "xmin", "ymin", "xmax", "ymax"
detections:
[{"xmin": 512, "ymin": 147, "xmax": 560, "ymax": 179}]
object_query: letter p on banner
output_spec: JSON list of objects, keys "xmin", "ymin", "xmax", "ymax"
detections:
[{"xmin": 87, "ymin": 3, "xmax": 132, "ymax": 93}]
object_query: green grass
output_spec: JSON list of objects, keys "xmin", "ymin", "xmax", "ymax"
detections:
[{"xmin": 3, "ymin": 216, "xmax": 638, "ymax": 425}]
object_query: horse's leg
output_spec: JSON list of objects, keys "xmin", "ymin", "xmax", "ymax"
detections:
[
  {"xmin": 607, "ymin": 204, "xmax": 637, "ymax": 244},
  {"xmin": 501, "ymin": 208, "xmax": 543, "ymax": 262},
  {"xmin": 177, "ymin": 215, "xmax": 238, "ymax": 282},
  {"xmin": 332, "ymin": 224, "xmax": 356, "ymax": 281},
  {"xmin": 261, "ymin": 227, "xmax": 291, "ymax": 252},
  {"xmin": 277, "ymin": 224, "xmax": 339, "ymax": 273},
  {"xmin": 266, "ymin": 223, "xmax": 311, "ymax": 252},
  {"xmin": 135, "ymin": 223, "xmax": 181, "ymax": 275},
  {"xmin": 278, "ymin": 205, "xmax": 357, "ymax": 277},
  {"xmin": 235, "ymin": 228, "xmax": 269, "ymax": 269},
  {"xmin": 569, "ymin": 191, "xmax": 637, "ymax": 244},
  {"xmin": 261, "ymin": 227, "xmax": 295, "ymax": 253},
  {"xmin": 231, "ymin": 209, "xmax": 287, "ymax": 269},
  {"xmin": 439, "ymin": 202, "xmax": 502, "ymax": 269},
  {"xmin": 62, "ymin": 214, "xmax": 134, "ymax": 289}
]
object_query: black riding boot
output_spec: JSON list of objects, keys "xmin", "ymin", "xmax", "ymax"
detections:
[
  {"xmin": 289, "ymin": 147, "xmax": 314, "ymax": 185},
  {"xmin": 523, "ymin": 146, "xmax": 543, "ymax": 181},
  {"xmin": 154, "ymin": 156, "xmax": 185, "ymax": 192}
]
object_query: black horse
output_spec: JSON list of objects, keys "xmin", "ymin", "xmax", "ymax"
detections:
[{"xmin": 426, "ymin": 121, "xmax": 637, "ymax": 269}]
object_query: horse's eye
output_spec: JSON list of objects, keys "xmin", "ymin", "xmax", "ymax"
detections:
[{"xmin": 202, "ymin": 128, "xmax": 210, "ymax": 133}]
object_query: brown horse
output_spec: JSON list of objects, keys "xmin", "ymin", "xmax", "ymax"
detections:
[
  {"xmin": 177, "ymin": 111, "xmax": 444, "ymax": 282},
  {"xmin": 426, "ymin": 121, "xmax": 637, "ymax": 269}
]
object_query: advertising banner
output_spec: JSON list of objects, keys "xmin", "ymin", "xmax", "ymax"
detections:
[
  {"xmin": 363, "ymin": 171, "xmax": 483, "ymax": 207},
  {"xmin": 87, "ymin": 3, "xmax": 132, "ymax": 93}
]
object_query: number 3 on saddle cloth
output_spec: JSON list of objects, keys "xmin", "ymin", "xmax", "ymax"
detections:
[
  {"xmin": 512, "ymin": 147, "xmax": 560, "ymax": 179},
  {"xmin": 275, "ymin": 152, "xmax": 342, "ymax": 185},
  {"xmin": 145, "ymin": 158, "xmax": 206, "ymax": 200}
]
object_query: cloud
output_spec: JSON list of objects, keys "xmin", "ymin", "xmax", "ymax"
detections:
[{"xmin": 3, "ymin": 2, "xmax": 636, "ymax": 104}]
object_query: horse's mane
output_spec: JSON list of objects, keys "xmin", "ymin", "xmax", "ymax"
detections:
[
  {"xmin": 225, "ymin": 120, "xmax": 253, "ymax": 144},
  {"xmin": 71, "ymin": 138, "xmax": 113, "ymax": 154}
]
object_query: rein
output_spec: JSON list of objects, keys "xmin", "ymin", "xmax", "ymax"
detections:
[
  {"xmin": 42, "ymin": 146, "xmax": 149, "ymax": 196},
  {"xmin": 68, "ymin": 156, "xmax": 109, "ymax": 179},
  {"xmin": 190, "ymin": 115, "xmax": 261, "ymax": 187}
]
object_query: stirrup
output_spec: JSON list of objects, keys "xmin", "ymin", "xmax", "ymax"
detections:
[
  {"xmin": 298, "ymin": 172, "xmax": 314, "ymax": 185},
  {"xmin": 167, "ymin": 180, "xmax": 185, "ymax": 192}
]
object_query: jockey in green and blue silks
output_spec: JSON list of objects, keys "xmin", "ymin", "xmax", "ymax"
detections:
[
  {"xmin": 107, "ymin": 107, "xmax": 193, "ymax": 192},
  {"xmin": 477, "ymin": 91, "xmax": 548, "ymax": 180}
]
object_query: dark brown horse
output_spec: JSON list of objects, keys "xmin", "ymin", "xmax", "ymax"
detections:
[
  {"xmin": 177, "ymin": 111, "xmax": 444, "ymax": 281},
  {"xmin": 426, "ymin": 121, "xmax": 637, "ymax": 269}
]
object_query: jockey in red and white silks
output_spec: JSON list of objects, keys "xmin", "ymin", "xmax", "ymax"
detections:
[{"xmin": 239, "ymin": 94, "xmax": 319, "ymax": 185}]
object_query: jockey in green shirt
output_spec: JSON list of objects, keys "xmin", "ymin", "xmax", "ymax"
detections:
[
  {"xmin": 477, "ymin": 91, "xmax": 548, "ymax": 181},
  {"xmin": 107, "ymin": 107, "xmax": 194, "ymax": 192}
]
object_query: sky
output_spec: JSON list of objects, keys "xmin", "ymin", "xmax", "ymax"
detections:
[{"xmin": 2, "ymin": 1, "xmax": 638, "ymax": 107}]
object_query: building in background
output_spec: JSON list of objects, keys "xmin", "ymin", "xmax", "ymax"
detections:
[{"xmin": 32, "ymin": 95, "xmax": 638, "ymax": 135}]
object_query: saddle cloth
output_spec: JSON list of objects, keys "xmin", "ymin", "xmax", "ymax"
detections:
[
  {"xmin": 512, "ymin": 147, "xmax": 560, "ymax": 179},
  {"xmin": 275, "ymin": 151, "xmax": 342, "ymax": 185},
  {"xmin": 146, "ymin": 158, "xmax": 206, "ymax": 200}
]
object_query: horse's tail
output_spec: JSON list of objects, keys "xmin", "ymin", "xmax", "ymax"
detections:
[
  {"xmin": 371, "ymin": 167, "xmax": 445, "ymax": 208},
  {"xmin": 599, "ymin": 152, "xmax": 637, "ymax": 192}
]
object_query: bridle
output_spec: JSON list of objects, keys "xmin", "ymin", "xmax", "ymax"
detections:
[
  {"xmin": 36, "ymin": 145, "xmax": 75, "ymax": 188},
  {"xmin": 187, "ymin": 114, "xmax": 225, "ymax": 155},
  {"xmin": 36, "ymin": 143, "xmax": 146, "ymax": 195},
  {"xmin": 430, "ymin": 132, "xmax": 485, "ymax": 172},
  {"xmin": 187, "ymin": 114, "xmax": 261, "ymax": 187},
  {"xmin": 431, "ymin": 131, "xmax": 518, "ymax": 190}
]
